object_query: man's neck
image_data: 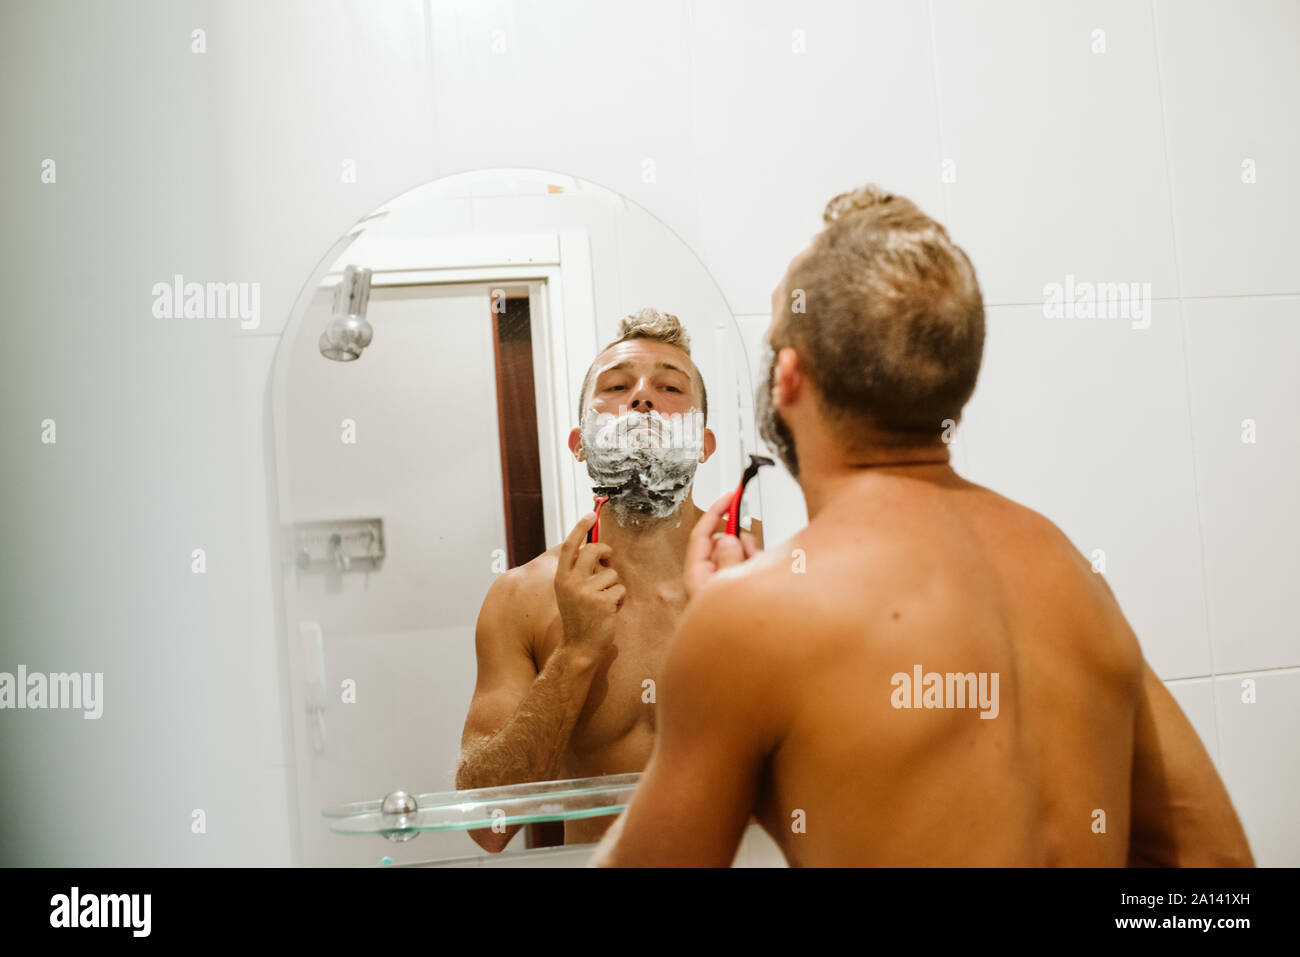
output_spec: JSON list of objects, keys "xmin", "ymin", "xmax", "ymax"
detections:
[
  {"xmin": 798, "ymin": 444, "xmax": 959, "ymax": 522},
  {"xmin": 594, "ymin": 499, "xmax": 703, "ymax": 589}
]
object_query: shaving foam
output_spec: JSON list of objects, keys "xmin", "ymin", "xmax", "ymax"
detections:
[{"xmin": 580, "ymin": 408, "xmax": 704, "ymax": 522}]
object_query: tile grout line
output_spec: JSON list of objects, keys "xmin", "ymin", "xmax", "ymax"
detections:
[
  {"xmin": 1148, "ymin": 0, "xmax": 1225, "ymax": 767},
  {"xmin": 980, "ymin": 293, "xmax": 1299, "ymax": 308},
  {"xmin": 726, "ymin": 293, "xmax": 1299, "ymax": 323},
  {"xmin": 1165, "ymin": 664, "xmax": 1300, "ymax": 686}
]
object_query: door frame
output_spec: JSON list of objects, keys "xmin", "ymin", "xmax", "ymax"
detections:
[
  {"xmin": 276, "ymin": 230, "xmax": 598, "ymax": 542},
  {"xmin": 268, "ymin": 230, "xmax": 597, "ymax": 864}
]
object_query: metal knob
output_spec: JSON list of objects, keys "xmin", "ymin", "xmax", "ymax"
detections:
[
  {"xmin": 381, "ymin": 790, "xmax": 417, "ymax": 816},
  {"xmin": 379, "ymin": 790, "xmax": 419, "ymax": 843}
]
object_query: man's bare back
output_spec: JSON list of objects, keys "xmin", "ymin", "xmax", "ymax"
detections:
[
  {"xmin": 593, "ymin": 466, "xmax": 1251, "ymax": 866},
  {"xmin": 741, "ymin": 468, "xmax": 1142, "ymax": 865}
]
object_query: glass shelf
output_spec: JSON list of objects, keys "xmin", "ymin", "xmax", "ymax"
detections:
[{"xmin": 322, "ymin": 773, "xmax": 641, "ymax": 837}]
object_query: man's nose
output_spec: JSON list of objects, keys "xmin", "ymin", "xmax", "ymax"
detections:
[{"xmin": 627, "ymin": 379, "xmax": 654, "ymax": 411}]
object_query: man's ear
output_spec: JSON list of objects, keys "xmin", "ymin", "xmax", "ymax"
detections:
[
  {"xmin": 568, "ymin": 426, "xmax": 584, "ymax": 461},
  {"xmin": 773, "ymin": 347, "xmax": 803, "ymax": 408},
  {"xmin": 699, "ymin": 427, "xmax": 718, "ymax": 463}
]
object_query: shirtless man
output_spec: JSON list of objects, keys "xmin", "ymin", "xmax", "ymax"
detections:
[
  {"xmin": 592, "ymin": 184, "xmax": 1254, "ymax": 867},
  {"xmin": 456, "ymin": 308, "xmax": 760, "ymax": 851}
]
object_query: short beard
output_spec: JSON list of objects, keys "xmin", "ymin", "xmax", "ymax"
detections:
[
  {"xmin": 580, "ymin": 408, "xmax": 702, "ymax": 525},
  {"xmin": 756, "ymin": 346, "xmax": 800, "ymax": 479},
  {"xmin": 605, "ymin": 496, "xmax": 688, "ymax": 530}
]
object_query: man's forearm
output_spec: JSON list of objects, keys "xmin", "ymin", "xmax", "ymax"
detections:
[{"xmin": 456, "ymin": 643, "xmax": 600, "ymax": 789}]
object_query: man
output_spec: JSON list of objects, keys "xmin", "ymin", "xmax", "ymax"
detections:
[
  {"xmin": 456, "ymin": 308, "xmax": 759, "ymax": 851},
  {"xmin": 591, "ymin": 184, "xmax": 1254, "ymax": 866}
]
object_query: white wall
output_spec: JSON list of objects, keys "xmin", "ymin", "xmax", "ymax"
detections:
[{"xmin": 2, "ymin": 0, "xmax": 1295, "ymax": 866}]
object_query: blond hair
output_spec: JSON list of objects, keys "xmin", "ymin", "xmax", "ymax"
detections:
[
  {"xmin": 577, "ymin": 308, "xmax": 708, "ymax": 422},
  {"xmin": 778, "ymin": 183, "xmax": 984, "ymax": 439}
]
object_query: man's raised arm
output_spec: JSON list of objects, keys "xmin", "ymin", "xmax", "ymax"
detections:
[
  {"xmin": 456, "ymin": 512, "xmax": 620, "ymax": 852},
  {"xmin": 590, "ymin": 570, "xmax": 782, "ymax": 867}
]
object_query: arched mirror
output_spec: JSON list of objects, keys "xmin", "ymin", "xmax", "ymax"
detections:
[{"xmin": 270, "ymin": 169, "xmax": 767, "ymax": 866}]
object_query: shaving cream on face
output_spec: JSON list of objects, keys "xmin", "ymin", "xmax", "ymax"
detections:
[{"xmin": 580, "ymin": 408, "xmax": 705, "ymax": 523}]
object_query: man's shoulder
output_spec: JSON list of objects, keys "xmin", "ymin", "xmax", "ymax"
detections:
[
  {"xmin": 516, "ymin": 543, "xmax": 563, "ymax": 580},
  {"xmin": 954, "ymin": 483, "xmax": 1144, "ymax": 673},
  {"xmin": 662, "ymin": 557, "xmax": 799, "ymax": 706},
  {"xmin": 964, "ymin": 481, "xmax": 1080, "ymax": 550},
  {"xmin": 974, "ymin": 487, "xmax": 1113, "ymax": 588},
  {"xmin": 681, "ymin": 539, "xmax": 814, "ymax": 644},
  {"xmin": 481, "ymin": 545, "xmax": 561, "ymax": 612}
]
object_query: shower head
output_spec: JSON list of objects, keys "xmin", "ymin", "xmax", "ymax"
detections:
[
  {"xmin": 320, "ymin": 265, "xmax": 374, "ymax": 361},
  {"xmin": 319, "ymin": 315, "xmax": 373, "ymax": 361}
]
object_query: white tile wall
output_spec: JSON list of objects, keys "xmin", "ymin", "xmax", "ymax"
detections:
[
  {"xmin": 1214, "ymin": 670, "xmax": 1300, "ymax": 867},
  {"xmin": 208, "ymin": 0, "xmax": 440, "ymax": 338},
  {"xmin": 1182, "ymin": 297, "xmax": 1300, "ymax": 676},
  {"xmin": 931, "ymin": 0, "xmax": 1180, "ymax": 306},
  {"xmin": 686, "ymin": 0, "xmax": 947, "ymax": 317},
  {"xmin": 426, "ymin": 0, "xmax": 704, "ymax": 252},
  {"xmin": 234, "ymin": 337, "xmax": 297, "ymax": 773},
  {"xmin": 958, "ymin": 302, "xmax": 1211, "ymax": 680},
  {"xmin": 7, "ymin": 0, "xmax": 1295, "ymax": 866},
  {"xmin": 1165, "ymin": 677, "xmax": 1220, "ymax": 768},
  {"xmin": 1153, "ymin": 0, "xmax": 1300, "ymax": 298}
]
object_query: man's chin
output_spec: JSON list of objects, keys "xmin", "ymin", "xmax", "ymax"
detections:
[{"xmin": 606, "ymin": 489, "xmax": 691, "ymax": 526}]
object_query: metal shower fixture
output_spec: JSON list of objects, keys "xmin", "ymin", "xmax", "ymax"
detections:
[{"xmin": 320, "ymin": 264, "xmax": 374, "ymax": 361}]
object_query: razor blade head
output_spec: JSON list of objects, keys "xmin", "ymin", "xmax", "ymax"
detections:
[{"xmin": 742, "ymin": 454, "xmax": 776, "ymax": 481}]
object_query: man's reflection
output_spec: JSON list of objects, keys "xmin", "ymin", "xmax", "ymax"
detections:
[{"xmin": 455, "ymin": 308, "xmax": 759, "ymax": 850}]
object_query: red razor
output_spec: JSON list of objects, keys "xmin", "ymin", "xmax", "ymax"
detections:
[
  {"xmin": 587, "ymin": 495, "xmax": 610, "ymax": 544},
  {"xmin": 724, "ymin": 455, "xmax": 774, "ymax": 536}
]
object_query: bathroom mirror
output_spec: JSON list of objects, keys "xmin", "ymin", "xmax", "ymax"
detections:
[{"xmin": 271, "ymin": 169, "xmax": 764, "ymax": 866}]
